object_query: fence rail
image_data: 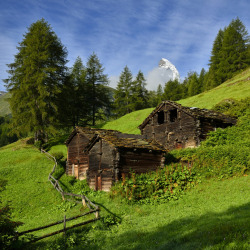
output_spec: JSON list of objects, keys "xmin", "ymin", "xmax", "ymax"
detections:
[
  {"xmin": 15, "ymin": 148, "xmax": 100, "ymax": 243},
  {"xmin": 16, "ymin": 209, "xmax": 100, "ymax": 242},
  {"xmin": 41, "ymin": 149, "xmax": 99, "ymax": 210}
]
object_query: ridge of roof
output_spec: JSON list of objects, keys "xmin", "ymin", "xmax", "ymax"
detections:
[
  {"xmin": 85, "ymin": 132, "xmax": 167, "ymax": 153},
  {"xmin": 138, "ymin": 100, "xmax": 237, "ymax": 130}
]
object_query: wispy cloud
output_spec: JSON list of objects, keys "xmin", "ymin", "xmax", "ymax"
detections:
[{"xmin": 0, "ymin": 0, "xmax": 250, "ymax": 91}]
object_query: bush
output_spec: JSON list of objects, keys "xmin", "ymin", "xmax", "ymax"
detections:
[{"xmin": 110, "ymin": 164, "xmax": 199, "ymax": 204}]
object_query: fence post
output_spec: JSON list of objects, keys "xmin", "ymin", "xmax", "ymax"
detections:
[
  {"xmin": 82, "ymin": 196, "xmax": 86, "ymax": 207},
  {"xmin": 95, "ymin": 209, "xmax": 99, "ymax": 219}
]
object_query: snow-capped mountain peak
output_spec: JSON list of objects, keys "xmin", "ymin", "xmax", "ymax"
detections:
[{"xmin": 158, "ymin": 58, "xmax": 180, "ymax": 81}]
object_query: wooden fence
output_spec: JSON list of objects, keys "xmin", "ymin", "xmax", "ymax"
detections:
[
  {"xmin": 16, "ymin": 210, "xmax": 100, "ymax": 243},
  {"xmin": 15, "ymin": 149, "xmax": 100, "ymax": 243}
]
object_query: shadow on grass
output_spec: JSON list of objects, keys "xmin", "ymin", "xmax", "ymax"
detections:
[
  {"xmin": 101, "ymin": 202, "xmax": 250, "ymax": 250},
  {"xmin": 30, "ymin": 202, "xmax": 250, "ymax": 249}
]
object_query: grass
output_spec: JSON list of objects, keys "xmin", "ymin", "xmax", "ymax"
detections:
[
  {"xmin": 101, "ymin": 108, "xmax": 154, "ymax": 134},
  {"xmin": 38, "ymin": 175, "xmax": 250, "ymax": 249},
  {"xmin": 0, "ymin": 138, "xmax": 249, "ymax": 249},
  {"xmin": 179, "ymin": 67, "xmax": 250, "ymax": 109},
  {"xmin": 0, "ymin": 139, "xmax": 90, "ymax": 239}
]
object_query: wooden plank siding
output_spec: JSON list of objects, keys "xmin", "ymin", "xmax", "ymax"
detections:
[
  {"xmin": 139, "ymin": 101, "xmax": 236, "ymax": 150},
  {"xmin": 66, "ymin": 133, "xmax": 90, "ymax": 180}
]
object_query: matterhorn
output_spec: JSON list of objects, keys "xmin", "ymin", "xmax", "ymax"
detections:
[
  {"xmin": 158, "ymin": 58, "xmax": 180, "ymax": 82},
  {"xmin": 146, "ymin": 58, "xmax": 180, "ymax": 90}
]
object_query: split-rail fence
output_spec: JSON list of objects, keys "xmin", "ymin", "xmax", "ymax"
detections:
[{"xmin": 15, "ymin": 148, "xmax": 100, "ymax": 243}]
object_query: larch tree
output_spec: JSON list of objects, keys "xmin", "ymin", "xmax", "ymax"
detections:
[
  {"xmin": 86, "ymin": 53, "xmax": 110, "ymax": 126},
  {"xmin": 59, "ymin": 56, "xmax": 88, "ymax": 127},
  {"xmin": 4, "ymin": 19, "xmax": 67, "ymax": 142},
  {"xmin": 208, "ymin": 17, "xmax": 250, "ymax": 88},
  {"xmin": 114, "ymin": 66, "xmax": 133, "ymax": 117},
  {"xmin": 131, "ymin": 70, "xmax": 149, "ymax": 110}
]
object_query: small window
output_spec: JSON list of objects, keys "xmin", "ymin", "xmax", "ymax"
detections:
[
  {"xmin": 158, "ymin": 111, "xmax": 165, "ymax": 124},
  {"xmin": 170, "ymin": 109, "xmax": 177, "ymax": 122}
]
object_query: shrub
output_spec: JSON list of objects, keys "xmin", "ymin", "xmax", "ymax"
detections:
[{"xmin": 110, "ymin": 164, "xmax": 199, "ymax": 204}]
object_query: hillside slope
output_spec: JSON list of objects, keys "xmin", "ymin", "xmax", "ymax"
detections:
[
  {"xmin": 0, "ymin": 139, "xmax": 80, "ymax": 234},
  {"xmin": 179, "ymin": 67, "xmax": 250, "ymax": 108},
  {"xmin": 102, "ymin": 67, "xmax": 250, "ymax": 133}
]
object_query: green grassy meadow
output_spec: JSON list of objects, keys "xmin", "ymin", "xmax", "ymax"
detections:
[
  {"xmin": 179, "ymin": 67, "xmax": 250, "ymax": 109},
  {"xmin": 0, "ymin": 137, "xmax": 249, "ymax": 249},
  {"xmin": 101, "ymin": 108, "xmax": 154, "ymax": 134}
]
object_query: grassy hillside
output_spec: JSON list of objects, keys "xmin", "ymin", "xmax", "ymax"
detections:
[
  {"xmin": 101, "ymin": 108, "xmax": 154, "ymax": 134},
  {"xmin": 102, "ymin": 67, "xmax": 250, "ymax": 133},
  {"xmin": 179, "ymin": 67, "xmax": 250, "ymax": 109},
  {"xmin": 0, "ymin": 138, "xmax": 249, "ymax": 249},
  {"xmin": 0, "ymin": 92, "xmax": 11, "ymax": 116},
  {"xmin": 0, "ymin": 139, "xmax": 85, "ymax": 237}
]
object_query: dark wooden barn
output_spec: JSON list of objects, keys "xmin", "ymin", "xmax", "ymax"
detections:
[
  {"xmin": 65, "ymin": 127, "xmax": 121, "ymax": 180},
  {"xmin": 84, "ymin": 130, "xmax": 166, "ymax": 191},
  {"xmin": 138, "ymin": 101, "xmax": 237, "ymax": 150},
  {"xmin": 65, "ymin": 127, "xmax": 166, "ymax": 191}
]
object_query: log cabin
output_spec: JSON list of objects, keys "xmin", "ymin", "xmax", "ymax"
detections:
[
  {"xmin": 65, "ymin": 127, "xmax": 167, "ymax": 191},
  {"xmin": 138, "ymin": 101, "xmax": 237, "ymax": 150},
  {"xmin": 65, "ymin": 127, "xmax": 121, "ymax": 180},
  {"xmin": 84, "ymin": 130, "xmax": 167, "ymax": 191}
]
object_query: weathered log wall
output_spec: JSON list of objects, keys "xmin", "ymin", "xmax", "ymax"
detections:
[
  {"xmin": 142, "ymin": 105, "xmax": 198, "ymax": 150},
  {"xmin": 119, "ymin": 150, "xmax": 164, "ymax": 177},
  {"xmin": 66, "ymin": 133, "xmax": 90, "ymax": 180},
  {"xmin": 88, "ymin": 140, "xmax": 116, "ymax": 191}
]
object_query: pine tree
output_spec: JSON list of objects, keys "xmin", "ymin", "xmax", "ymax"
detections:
[
  {"xmin": 86, "ymin": 53, "xmax": 110, "ymax": 126},
  {"xmin": 131, "ymin": 70, "xmax": 149, "ymax": 110},
  {"xmin": 187, "ymin": 73, "xmax": 200, "ymax": 97},
  {"xmin": 4, "ymin": 19, "xmax": 67, "ymax": 141},
  {"xmin": 208, "ymin": 18, "xmax": 250, "ymax": 88},
  {"xmin": 198, "ymin": 68, "xmax": 206, "ymax": 92},
  {"xmin": 114, "ymin": 66, "xmax": 133, "ymax": 116},
  {"xmin": 156, "ymin": 84, "xmax": 163, "ymax": 103},
  {"xmin": 218, "ymin": 18, "xmax": 250, "ymax": 82},
  {"xmin": 59, "ymin": 56, "xmax": 88, "ymax": 127},
  {"xmin": 163, "ymin": 79, "xmax": 183, "ymax": 101}
]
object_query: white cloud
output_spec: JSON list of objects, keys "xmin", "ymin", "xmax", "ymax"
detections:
[{"xmin": 146, "ymin": 67, "xmax": 174, "ymax": 91}]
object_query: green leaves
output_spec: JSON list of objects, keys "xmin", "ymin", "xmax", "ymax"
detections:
[
  {"xmin": 4, "ymin": 19, "xmax": 68, "ymax": 141},
  {"xmin": 111, "ymin": 164, "xmax": 198, "ymax": 204}
]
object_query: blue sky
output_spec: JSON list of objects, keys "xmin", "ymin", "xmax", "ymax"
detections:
[{"xmin": 1, "ymin": 0, "xmax": 249, "ymax": 91}]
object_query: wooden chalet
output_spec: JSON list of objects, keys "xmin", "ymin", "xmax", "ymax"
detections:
[
  {"xmin": 84, "ymin": 130, "xmax": 166, "ymax": 191},
  {"xmin": 138, "ymin": 101, "xmax": 237, "ymax": 150},
  {"xmin": 65, "ymin": 127, "xmax": 121, "ymax": 180},
  {"xmin": 65, "ymin": 127, "xmax": 167, "ymax": 191}
]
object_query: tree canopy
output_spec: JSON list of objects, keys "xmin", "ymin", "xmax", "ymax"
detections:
[{"xmin": 4, "ymin": 19, "xmax": 67, "ymax": 141}]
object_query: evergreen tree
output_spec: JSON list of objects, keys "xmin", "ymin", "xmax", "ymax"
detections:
[
  {"xmin": 156, "ymin": 84, "xmax": 163, "ymax": 104},
  {"xmin": 86, "ymin": 53, "xmax": 110, "ymax": 126},
  {"xmin": 208, "ymin": 29, "xmax": 224, "ymax": 88},
  {"xmin": 4, "ymin": 19, "xmax": 67, "ymax": 142},
  {"xmin": 198, "ymin": 68, "xmax": 206, "ymax": 92},
  {"xmin": 187, "ymin": 72, "xmax": 200, "ymax": 97},
  {"xmin": 208, "ymin": 18, "xmax": 250, "ymax": 88},
  {"xmin": 114, "ymin": 66, "xmax": 133, "ymax": 116},
  {"xmin": 163, "ymin": 79, "xmax": 183, "ymax": 101},
  {"xmin": 59, "ymin": 57, "xmax": 88, "ymax": 127},
  {"xmin": 131, "ymin": 70, "xmax": 149, "ymax": 110},
  {"xmin": 218, "ymin": 18, "xmax": 250, "ymax": 82}
]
